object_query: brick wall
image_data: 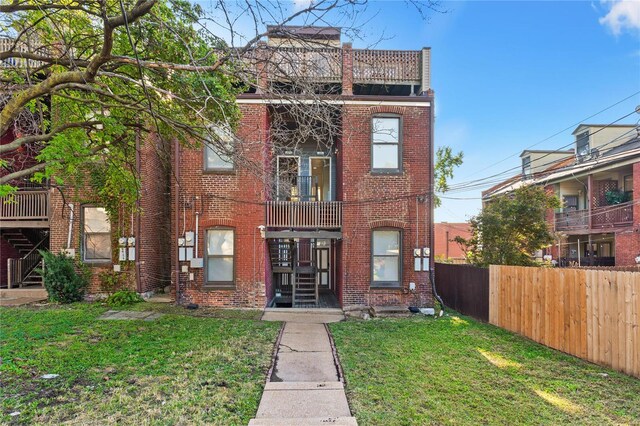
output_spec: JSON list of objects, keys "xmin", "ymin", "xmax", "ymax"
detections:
[
  {"xmin": 434, "ymin": 222, "xmax": 471, "ymax": 260},
  {"xmin": 171, "ymin": 104, "xmax": 269, "ymax": 308},
  {"xmin": 615, "ymin": 161, "xmax": 640, "ymax": 266},
  {"xmin": 48, "ymin": 132, "xmax": 171, "ymax": 294},
  {"xmin": 340, "ymin": 103, "xmax": 434, "ymax": 308}
]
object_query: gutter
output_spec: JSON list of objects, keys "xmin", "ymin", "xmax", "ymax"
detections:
[{"xmin": 427, "ymin": 89, "xmax": 444, "ymax": 315}]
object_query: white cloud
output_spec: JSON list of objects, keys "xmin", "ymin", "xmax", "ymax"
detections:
[
  {"xmin": 293, "ymin": 0, "xmax": 312, "ymax": 12},
  {"xmin": 599, "ymin": 0, "xmax": 640, "ymax": 35}
]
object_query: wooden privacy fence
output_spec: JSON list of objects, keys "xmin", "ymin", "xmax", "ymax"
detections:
[
  {"xmin": 489, "ymin": 265, "xmax": 640, "ymax": 378},
  {"xmin": 435, "ymin": 263, "xmax": 489, "ymax": 322}
]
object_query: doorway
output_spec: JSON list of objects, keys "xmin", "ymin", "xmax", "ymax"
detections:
[{"xmin": 309, "ymin": 157, "xmax": 331, "ymax": 201}]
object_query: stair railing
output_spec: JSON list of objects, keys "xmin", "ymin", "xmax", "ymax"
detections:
[{"xmin": 7, "ymin": 237, "xmax": 47, "ymax": 288}]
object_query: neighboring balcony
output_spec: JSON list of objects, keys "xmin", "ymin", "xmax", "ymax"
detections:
[
  {"xmin": 0, "ymin": 190, "xmax": 50, "ymax": 227},
  {"xmin": 555, "ymin": 201, "xmax": 634, "ymax": 232}
]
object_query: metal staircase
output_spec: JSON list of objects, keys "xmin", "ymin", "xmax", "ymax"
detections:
[
  {"xmin": 268, "ymin": 239, "xmax": 318, "ymax": 307},
  {"xmin": 2, "ymin": 229, "xmax": 48, "ymax": 288}
]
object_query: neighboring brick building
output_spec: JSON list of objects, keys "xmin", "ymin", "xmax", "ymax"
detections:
[
  {"xmin": 3, "ymin": 26, "xmax": 436, "ymax": 309},
  {"xmin": 434, "ymin": 222, "xmax": 471, "ymax": 262},
  {"xmin": 484, "ymin": 124, "xmax": 640, "ymax": 267}
]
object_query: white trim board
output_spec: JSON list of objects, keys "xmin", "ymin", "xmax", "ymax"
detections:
[{"xmin": 236, "ymin": 98, "xmax": 431, "ymax": 107}]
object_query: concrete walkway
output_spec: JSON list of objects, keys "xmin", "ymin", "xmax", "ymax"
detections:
[{"xmin": 249, "ymin": 310, "xmax": 357, "ymax": 425}]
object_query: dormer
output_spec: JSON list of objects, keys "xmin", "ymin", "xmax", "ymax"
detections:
[
  {"xmin": 572, "ymin": 124, "xmax": 637, "ymax": 160},
  {"xmin": 520, "ymin": 150, "xmax": 573, "ymax": 177}
]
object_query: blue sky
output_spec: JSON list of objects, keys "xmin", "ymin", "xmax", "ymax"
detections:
[
  {"xmin": 350, "ymin": 0, "xmax": 640, "ymax": 222},
  {"xmin": 199, "ymin": 0, "xmax": 640, "ymax": 222}
]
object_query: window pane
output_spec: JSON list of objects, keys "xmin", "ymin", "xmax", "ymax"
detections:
[
  {"xmin": 84, "ymin": 207, "xmax": 110, "ymax": 233},
  {"xmin": 207, "ymin": 230, "xmax": 234, "ymax": 255},
  {"xmin": 205, "ymin": 144, "xmax": 233, "ymax": 170},
  {"xmin": 85, "ymin": 234, "xmax": 111, "ymax": 260},
  {"xmin": 372, "ymin": 144, "xmax": 399, "ymax": 169},
  {"xmin": 373, "ymin": 256, "xmax": 399, "ymax": 282},
  {"xmin": 372, "ymin": 117, "xmax": 399, "ymax": 143},
  {"xmin": 207, "ymin": 257, "xmax": 233, "ymax": 282},
  {"xmin": 373, "ymin": 231, "xmax": 399, "ymax": 255}
]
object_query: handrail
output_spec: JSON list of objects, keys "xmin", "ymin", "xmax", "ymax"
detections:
[
  {"xmin": 7, "ymin": 236, "xmax": 47, "ymax": 288},
  {"xmin": 0, "ymin": 190, "xmax": 49, "ymax": 220}
]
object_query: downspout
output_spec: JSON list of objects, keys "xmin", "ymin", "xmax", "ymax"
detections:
[
  {"xmin": 174, "ymin": 139, "xmax": 181, "ymax": 302},
  {"xmin": 66, "ymin": 203, "xmax": 74, "ymax": 249},
  {"xmin": 135, "ymin": 132, "xmax": 142, "ymax": 293},
  {"xmin": 427, "ymin": 89, "xmax": 444, "ymax": 315}
]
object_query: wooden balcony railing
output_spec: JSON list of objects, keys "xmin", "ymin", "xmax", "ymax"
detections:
[
  {"xmin": 352, "ymin": 49, "xmax": 421, "ymax": 83},
  {"xmin": 555, "ymin": 201, "xmax": 634, "ymax": 231},
  {"xmin": 238, "ymin": 46, "xmax": 426, "ymax": 85},
  {"xmin": 592, "ymin": 201, "xmax": 634, "ymax": 228},
  {"xmin": 266, "ymin": 201, "xmax": 342, "ymax": 229},
  {"xmin": 555, "ymin": 209, "xmax": 589, "ymax": 231},
  {"xmin": 0, "ymin": 190, "xmax": 49, "ymax": 221}
]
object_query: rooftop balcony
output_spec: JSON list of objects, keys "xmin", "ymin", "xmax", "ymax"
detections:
[{"xmin": 239, "ymin": 44, "xmax": 430, "ymax": 95}]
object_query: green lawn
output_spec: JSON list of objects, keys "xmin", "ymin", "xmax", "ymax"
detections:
[
  {"xmin": 0, "ymin": 303, "xmax": 280, "ymax": 425},
  {"xmin": 330, "ymin": 314, "xmax": 640, "ymax": 425}
]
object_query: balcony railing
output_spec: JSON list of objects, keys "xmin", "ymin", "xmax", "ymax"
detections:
[
  {"xmin": 277, "ymin": 175, "xmax": 319, "ymax": 201},
  {"xmin": 266, "ymin": 201, "xmax": 342, "ymax": 229},
  {"xmin": 555, "ymin": 201, "xmax": 634, "ymax": 231},
  {"xmin": 239, "ymin": 46, "xmax": 426, "ymax": 85},
  {"xmin": 555, "ymin": 209, "xmax": 589, "ymax": 231},
  {"xmin": 0, "ymin": 190, "xmax": 49, "ymax": 221},
  {"xmin": 592, "ymin": 201, "xmax": 634, "ymax": 228}
]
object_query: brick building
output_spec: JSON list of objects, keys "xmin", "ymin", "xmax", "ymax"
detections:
[
  {"xmin": 2, "ymin": 26, "xmax": 436, "ymax": 309},
  {"xmin": 434, "ymin": 222, "xmax": 471, "ymax": 262},
  {"xmin": 483, "ymin": 124, "xmax": 640, "ymax": 267}
]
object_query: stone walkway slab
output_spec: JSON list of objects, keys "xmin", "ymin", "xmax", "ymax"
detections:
[
  {"xmin": 261, "ymin": 312, "xmax": 344, "ymax": 323},
  {"xmin": 251, "ymin": 311, "xmax": 356, "ymax": 425},
  {"xmin": 98, "ymin": 310, "xmax": 163, "ymax": 321},
  {"xmin": 0, "ymin": 296, "xmax": 47, "ymax": 307}
]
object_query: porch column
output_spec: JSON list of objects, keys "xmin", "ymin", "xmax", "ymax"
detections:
[
  {"xmin": 341, "ymin": 42, "xmax": 353, "ymax": 96},
  {"xmin": 587, "ymin": 174, "xmax": 593, "ymax": 230}
]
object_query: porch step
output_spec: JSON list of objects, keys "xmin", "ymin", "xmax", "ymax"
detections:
[
  {"xmin": 0, "ymin": 288, "xmax": 48, "ymax": 299},
  {"xmin": 370, "ymin": 305, "xmax": 411, "ymax": 318}
]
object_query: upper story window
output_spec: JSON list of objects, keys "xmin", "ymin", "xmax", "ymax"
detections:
[
  {"xmin": 371, "ymin": 229, "xmax": 401, "ymax": 287},
  {"xmin": 624, "ymin": 175, "xmax": 633, "ymax": 196},
  {"xmin": 204, "ymin": 126, "xmax": 234, "ymax": 171},
  {"xmin": 522, "ymin": 156, "xmax": 531, "ymax": 176},
  {"xmin": 206, "ymin": 228, "xmax": 235, "ymax": 287},
  {"xmin": 576, "ymin": 131, "xmax": 590, "ymax": 157},
  {"xmin": 371, "ymin": 116, "xmax": 401, "ymax": 172},
  {"xmin": 82, "ymin": 206, "xmax": 111, "ymax": 262}
]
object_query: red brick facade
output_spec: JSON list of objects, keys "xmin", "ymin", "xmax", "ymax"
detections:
[
  {"xmin": 434, "ymin": 223, "xmax": 471, "ymax": 261},
  {"xmin": 615, "ymin": 161, "xmax": 640, "ymax": 266}
]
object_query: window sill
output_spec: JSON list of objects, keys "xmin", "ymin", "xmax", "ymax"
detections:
[
  {"xmin": 370, "ymin": 170, "xmax": 403, "ymax": 176},
  {"xmin": 203, "ymin": 169, "xmax": 236, "ymax": 175},
  {"xmin": 370, "ymin": 283, "xmax": 402, "ymax": 290},
  {"xmin": 83, "ymin": 261, "xmax": 111, "ymax": 267},
  {"xmin": 203, "ymin": 284, "xmax": 236, "ymax": 291}
]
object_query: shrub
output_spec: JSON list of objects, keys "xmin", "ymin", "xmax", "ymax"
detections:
[
  {"xmin": 105, "ymin": 290, "xmax": 143, "ymax": 307},
  {"xmin": 39, "ymin": 251, "xmax": 90, "ymax": 303},
  {"xmin": 99, "ymin": 270, "xmax": 128, "ymax": 295}
]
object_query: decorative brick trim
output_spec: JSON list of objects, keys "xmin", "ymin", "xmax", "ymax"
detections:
[
  {"xmin": 370, "ymin": 105, "xmax": 405, "ymax": 115},
  {"xmin": 368, "ymin": 219, "xmax": 408, "ymax": 229},
  {"xmin": 200, "ymin": 218, "xmax": 235, "ymax": 228}
]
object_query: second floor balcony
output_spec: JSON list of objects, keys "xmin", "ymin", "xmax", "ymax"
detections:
[
  {"xmin": 555, "ymin": 200, "xmax": 634, "ymax": 232},
  {"xmin": 0, "ymin": 189, "xmax": 50, "ymax": 227}
]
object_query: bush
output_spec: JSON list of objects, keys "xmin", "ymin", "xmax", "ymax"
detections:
[
  {"xmin": 39, "ymin": 251, "xmax": 90, "ymax": 303},
  {"xmin": 99, "ymin": 270, "xmax": 128, "ymax": 295},
  {"xmin": 105, "ymin": 290, "xmax": 143, "ymax": 307}
]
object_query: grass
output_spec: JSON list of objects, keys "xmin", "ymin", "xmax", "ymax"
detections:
[
  {"xmin": 0, "ymin": 302, "xmax": 280, "ymax": 425},
  {"xmin": 330, "ymin": 313, "xmax": 640, "ymax": 426}
]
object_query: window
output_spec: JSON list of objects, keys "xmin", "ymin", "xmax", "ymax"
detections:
[
  {"xmin": 563, "ymin": 195, "xmax": 578, "ymax": 211},
  {"xmin": 83, "ymin": 206, "xmax": 111, "ymax": 262},
  {"xmin": 371, "ymin": 116, "xmax": 401, "ymax": 172},
  {"xmin": 576, "ymin": 131, "xmax": 589, "ymax": 156},
  {"xmin": 204, "ymin": 126, "xmax": 234, "ymax": 171},
  {"xmin": 371, "ymin": 229, "xmax": 401, "ymax": 287},
  {"xmin": 522, "ymin": 156, "xmax": 531, "ymax": 176},
  {"xmin": 206, "ymin": 229, "xmax": 234, "ymax": 286}
]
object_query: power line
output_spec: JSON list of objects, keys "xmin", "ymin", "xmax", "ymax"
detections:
[{"xmin": 458, "ymin": 91, "xmax": 640, "ymax": 180}]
